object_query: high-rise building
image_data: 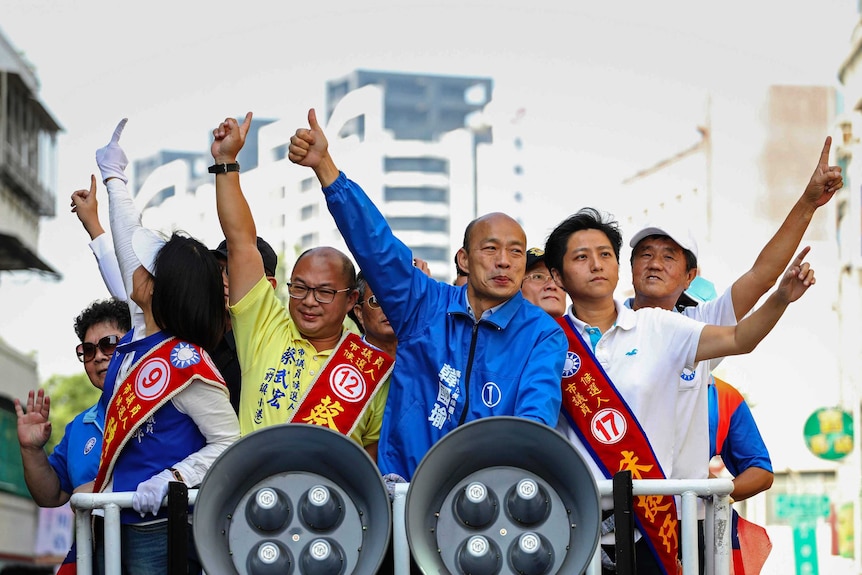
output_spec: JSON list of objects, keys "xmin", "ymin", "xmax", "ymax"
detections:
[
  {"xmin": 135, "ymin": 70, "xmax": 523, "ymax": 283},
  {"xmin": 326, "ymin": 70, "xmax": 493, "ymax": 144}
]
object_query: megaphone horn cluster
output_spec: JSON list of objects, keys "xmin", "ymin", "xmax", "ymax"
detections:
[
  {"xmin": 406, "ymin": 416, "xmax": 601, "ymax": 575},
  {"xmin": 193, "ymin": 424, "xmax": 391, "ymax": 575}
]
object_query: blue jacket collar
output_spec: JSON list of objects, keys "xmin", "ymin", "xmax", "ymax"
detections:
[{"xmin": 447, "ymin": 287, "xmax": 526, "ymax": 329}]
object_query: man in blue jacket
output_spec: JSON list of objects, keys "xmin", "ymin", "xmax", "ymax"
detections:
[{"xmin": 288, "ymin": 108, "xmax": 567, "ymax": 480}]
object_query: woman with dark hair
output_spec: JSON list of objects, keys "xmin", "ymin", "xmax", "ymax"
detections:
[{"xmin": 92, "ymin": 119, "xmax": 239, "ymax": 575}]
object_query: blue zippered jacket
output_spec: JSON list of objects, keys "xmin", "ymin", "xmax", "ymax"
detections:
[{"xmin": 324, "ymin": 172, "xmax": 567, "ymax": 480}]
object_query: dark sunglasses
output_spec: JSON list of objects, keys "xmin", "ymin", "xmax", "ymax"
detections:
[{"xmin": 76, "ymin": 335, "xmax": 121, "ymax": 363}]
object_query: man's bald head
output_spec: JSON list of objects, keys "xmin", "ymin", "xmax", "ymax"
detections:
[{"xmin": 295, "ymin": 246, "xmax": 356, "ymax": 288}]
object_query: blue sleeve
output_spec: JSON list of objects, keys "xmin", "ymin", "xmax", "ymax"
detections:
[
  {"xmin": 721, "ymin": 400, "xmax": 772, "ymax": 477},
  {"xmin": 323, "ymin": 172, "xmax": 448, "ymax": 337},
  {"xmin": 47, "ymin": 421, "xmax": 75, "ymax": 496},
  {"xmin": 513, "ymin": 324, "xmax": 566, "ymax": 425}
]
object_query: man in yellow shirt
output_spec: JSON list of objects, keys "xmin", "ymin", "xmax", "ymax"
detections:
[{"xmin": 209, "ymin": 112, "xmax": 383, "ymax": 456}]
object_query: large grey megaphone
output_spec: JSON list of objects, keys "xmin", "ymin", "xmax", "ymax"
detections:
[
  {"xmin": 406, "ymin": 416, "xmax": 600, "ymax": 575},
  {"xmin": 194, "ymin": 424, "xmax": 391, "ymax": 575}
]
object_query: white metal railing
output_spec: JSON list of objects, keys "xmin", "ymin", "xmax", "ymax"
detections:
[
  {"xmin": 71, "ymin": 478, "xmax": 733, "ymax": 575},
  {"xmin": 70, "ymin": 490, "xmax": 198, "ymax": 575}
]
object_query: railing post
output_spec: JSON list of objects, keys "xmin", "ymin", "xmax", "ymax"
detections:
[
  {"xmin": 75, "ymin": 508, "xmax": 93, "ymax": 575},
  {"xmin": 705, "ymin": 496, "xmax": 715, "ymax": 575},
  {"xmin": 712, "ymin": 495, "xmax": 732, "ymax": 575},
  {"xmin": 167, "ymin": 481, "xmax": 189, "ymax": 575},
  {"xmin": 680, "ymin": 490, "xmax": 698, "ymax": 575},
  {"xmin": 104, "ymin": 503, "xmax": 122, "ymax": 575},
  {"xmin": 392, "ymin": 482, "xmax": 410, "ymax": 574},
  {"xmin": 613, "ymin": 470, "xmax": 636, "ymax": 575}
]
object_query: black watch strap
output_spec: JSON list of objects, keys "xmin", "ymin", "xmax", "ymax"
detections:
[{"xmin": 208, "ymin": 162, "xmax": 240, "ymax": 174}]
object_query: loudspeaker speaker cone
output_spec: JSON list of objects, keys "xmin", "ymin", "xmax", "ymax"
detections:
[
  {"xmin": 509, "ymin": 532, "xmax": 553, "ymax": 575},
  {"xmin": 454, "ymin": 481, "xmax": 498, "ymax": 528},
  {"xmin": 300, "ymin": 485, "xmax": 344, "ymax": 531},
  {"xmin": 246, "ymin": 540, "xmax": 292, "ymax": 575},
  {"xmin": 457, "ymin": 534, "xmax": 502, "ymax": 575},
  {"xmin": 246, "ymin": 487, "xmax": 291, "ymax": 532}
]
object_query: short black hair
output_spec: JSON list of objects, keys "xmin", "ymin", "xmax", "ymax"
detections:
[
  {"xmin": 151, "ymin": 232, "xmax": 226, "ymax": 351},
  {"xmin": 545, "ymin": 207, "xmax": 623, "ymax": 274},
  {"xmin": 74, "ymin": 298, "xmax": 131, "ymax": 342},
  {"xmin": 355, "ymin": 270, "xmax": 370, "ymax": 301},
  {"xmin": 462, "ymin": 219, "xmax": 477, "ymax": 252},
  {"xmin": 349, "ymin": 271, "xmax": 369, "ymax": 334}
]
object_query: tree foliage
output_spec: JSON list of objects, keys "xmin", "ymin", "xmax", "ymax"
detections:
[{"xmin": 41, "ymin": 372, "xmax": 100, "ymax": 453}]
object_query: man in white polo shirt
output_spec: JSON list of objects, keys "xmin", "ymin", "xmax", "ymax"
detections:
[{"xmin": 545, "ymin": 207, "xmax": 816, "ymax": 574}]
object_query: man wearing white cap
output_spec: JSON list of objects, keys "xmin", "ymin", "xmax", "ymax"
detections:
[
  {"xmin": 622, "ymin": 137, "xmax": 842, "ymax": 571},
  {"xmin": 626, "ymin": 136, "xmax": 842, "ymax": 491}
]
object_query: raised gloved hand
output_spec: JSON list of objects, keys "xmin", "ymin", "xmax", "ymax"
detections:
[
  {"xmin": 95, "ymin": 118, "xmax": 128, "ymax": 184},
  {"xmin": 131, "ymin": 469, "xmax": 173, "ymax": 517},
  {"xmin": 382, "ymin": 473, "xmax": 407, "ymax": 502}
]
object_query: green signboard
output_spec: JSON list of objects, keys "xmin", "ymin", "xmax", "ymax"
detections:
[
  {"xmin": 775, "ymin": 495, "xmax": 830, "ymax": 575},
  {"xmin": 803, "ymin": 407, "xmax": 853, "ymax": 461},
  {"xmin": 793, "ymin": 523, "xmax": 819, "ymax": 575},
  {"xmin": 775, "ymin": 494, "xmax": 830, "ymax": 521}
]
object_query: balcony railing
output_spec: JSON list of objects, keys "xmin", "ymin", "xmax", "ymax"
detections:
[{"xmin": 71, "ymin": 477, "xmax": 734, "ymax": 575}]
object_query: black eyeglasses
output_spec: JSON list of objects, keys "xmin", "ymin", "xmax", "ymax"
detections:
[
  {"xmin": 76, "ymin": 335, "xmax": 121, "ymax": 363},
  {"xmin": 359, "ymin": 295, "xmax": 381, "ymax": 309},
  {"xmin": 287, "ymin": 282, "xmax": 352, "ymax": 304}
]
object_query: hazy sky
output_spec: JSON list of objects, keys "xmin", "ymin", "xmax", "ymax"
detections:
[{"xmin": 0, "ymin": 0, "xmax": 856, "ymax": 380}]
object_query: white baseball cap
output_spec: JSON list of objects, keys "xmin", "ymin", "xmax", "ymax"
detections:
[
  {"xmin": 629, "ymin": 224, "xmax": 699, "ymax": 261},
  {"xmin": 132, "ymin": 228, "xmax": 167, "ymax": 276}
]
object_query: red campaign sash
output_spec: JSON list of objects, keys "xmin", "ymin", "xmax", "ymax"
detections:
[
  {"xmin": 289, "ymin": 332, "xmax": 394, "ymax": 437},
  {"xmin": 557, "ymin": 316, "xmax": 680, "ymax": 575},
  {"xmin": 94, "ymin": 337, "xmax": 226, "ymax": 492}
]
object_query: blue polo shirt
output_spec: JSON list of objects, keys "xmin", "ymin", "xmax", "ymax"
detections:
[{"xmin": 48, "ymin": 402, "xmax": 104, "ymax": 495}]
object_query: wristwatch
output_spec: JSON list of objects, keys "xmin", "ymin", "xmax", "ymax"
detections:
[{"xmin": 208, "ymin": 162, "xmax": 240, "ymax": 174}]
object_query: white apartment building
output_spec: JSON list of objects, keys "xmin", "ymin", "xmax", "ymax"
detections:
[{"xmin": 137, "ymin": 70, "xmax": 529, "ymax": 285}]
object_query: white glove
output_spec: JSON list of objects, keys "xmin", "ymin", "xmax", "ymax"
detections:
[
  {"xmin": 131, "ymin": 469, "xmax": 173, "ymax": 517},
  {"xmin": 95, "ymin": 118, "xmax": 129, "ymax": 184},
  {"xmin": 382, "ymin": 473, "xmax": 407, "ymax": 502}
]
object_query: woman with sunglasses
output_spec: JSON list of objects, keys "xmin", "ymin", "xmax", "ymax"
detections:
[
  {"xmin": 16, "ymin": 298, "xmax": 130, "ymax": 508},
  {"xmin": 93, "ymin": 119, "xmax": 240, "ymax": 575},
  {"xmin": 16, "ymin": 298, "xmax": 130, "ymax": 573}
]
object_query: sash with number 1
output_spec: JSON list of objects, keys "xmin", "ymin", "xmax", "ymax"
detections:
[{"xmin": 557, "ymin": 316, "xmax": 679, "ymax": 575}]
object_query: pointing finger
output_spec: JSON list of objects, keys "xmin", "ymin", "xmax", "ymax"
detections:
[
  {"xmin": 791, "ymin": 246, "xmax": 811, "ymax": 267},
  {"xmin": 818, "ymin": 136, "xmax": 832, "ymax": 168},
  {"xmin": 240, "ymin": 111, "xmax": 253, "ymax": 137},
  {"xmin": 111, "ymin": 118, "xmax": 128, "ymax": 144}
]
